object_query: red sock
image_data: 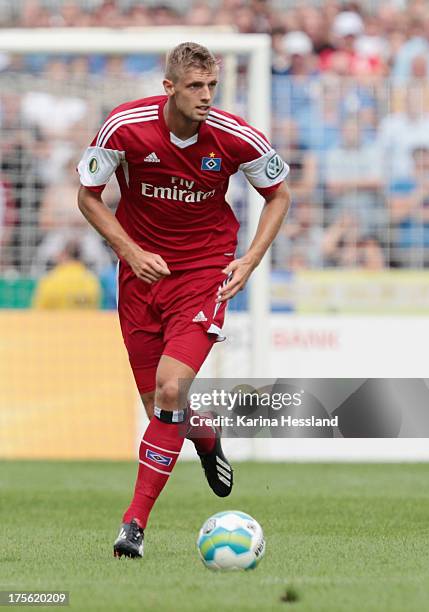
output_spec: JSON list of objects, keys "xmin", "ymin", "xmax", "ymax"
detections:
[
  {"xmin": 123, "ymin": 416, "xmax": 184, "ymax": 528},
  {"xmin": 185, "ymin": 407, "xmax": 216, "ymax": 455}
]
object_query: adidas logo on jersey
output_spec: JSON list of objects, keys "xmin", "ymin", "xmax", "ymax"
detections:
[
  {"xmin": 192, "ymin": 311, "xmax": 208, "ymax": 323},
  {"xmin": 144, "ymin": 152, "xmax": 160, "ymax": 163}
]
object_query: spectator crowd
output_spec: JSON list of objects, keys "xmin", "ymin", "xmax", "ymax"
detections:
[{"xmin": 2, "ymin": 0, "xmax": 429, "ymax": 281}]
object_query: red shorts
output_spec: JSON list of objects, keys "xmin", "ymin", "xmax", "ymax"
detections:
[{"xmin": 118, "ymin": 264, "xmax": 229, "ymax": 393}]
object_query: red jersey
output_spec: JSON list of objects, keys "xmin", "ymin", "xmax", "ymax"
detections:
[{"xmin": 78, "ymin": 95, "xmax": 289, "ymax": 271}]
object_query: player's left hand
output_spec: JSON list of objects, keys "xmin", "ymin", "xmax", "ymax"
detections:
[{"xmin": 216, "ymin": 256, "xmax": 258, "ymax": 302}]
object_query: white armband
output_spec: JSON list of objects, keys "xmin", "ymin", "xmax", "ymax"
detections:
[
  {"xmin": 239, "ymin": 149, "xmax": 289, "ymax": 188},
  {"xmin": 77, "ymin": 146, "xmax": 125, "ymax": 187}
]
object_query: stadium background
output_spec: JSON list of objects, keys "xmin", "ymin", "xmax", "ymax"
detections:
[{"xmin": 1, "ymin": 0, "xmax": 429, "ymax": 461}]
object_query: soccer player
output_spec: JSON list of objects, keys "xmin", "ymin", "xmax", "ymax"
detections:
[{"xmin": 77, "ymin": 42, "xmax": 290, "ymax": 558}]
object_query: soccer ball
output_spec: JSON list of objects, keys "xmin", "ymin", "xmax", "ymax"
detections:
[{"xmin": 197, "ymin": 510, "xmax": 265, "ymax": 570}]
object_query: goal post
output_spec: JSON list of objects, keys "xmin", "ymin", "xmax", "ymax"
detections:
[{"xmin": 0, "ymin": 27, "xmax": 272, "ymax": 378}]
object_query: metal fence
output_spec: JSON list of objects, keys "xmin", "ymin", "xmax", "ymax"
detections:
[{"xmin": 1, "ymin": 64, "xmax": 429, "ymax": 278}]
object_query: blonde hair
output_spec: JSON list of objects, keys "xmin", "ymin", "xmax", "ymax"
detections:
[{"xmin": 165, "ymin": 42, "xmax": 218, "ymax": 82}]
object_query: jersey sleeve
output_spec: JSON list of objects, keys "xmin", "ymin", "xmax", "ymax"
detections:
[
  {"xmin": 77, "ymin": 107, "xmax": 126, "ymax": 193},
  {"xmin": 239, "ymin": 148, "xmax": 289, "ymax": 197},
  {"xmin": 229, "ymin": 116, "xmax": 289, "ymax": 196}
]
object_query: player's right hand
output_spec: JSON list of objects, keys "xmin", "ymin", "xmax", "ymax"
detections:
[{"xmin": 126, "ymin": 244, "xmax": 170, "ymax": 283}]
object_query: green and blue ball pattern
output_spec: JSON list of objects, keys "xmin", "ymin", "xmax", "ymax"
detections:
[{"xmin": 197, "ymin": 511, "xmax": 265, "ymax": 570}]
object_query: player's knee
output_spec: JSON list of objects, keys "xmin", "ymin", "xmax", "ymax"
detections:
[{"xmin": 155, "ymin": 378, "xmax": 179, "ymax": 410}]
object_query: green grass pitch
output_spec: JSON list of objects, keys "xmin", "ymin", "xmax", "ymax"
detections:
[{"xmin": 1, "ymin": 461, "xmax": 428, "ymax": 612}]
